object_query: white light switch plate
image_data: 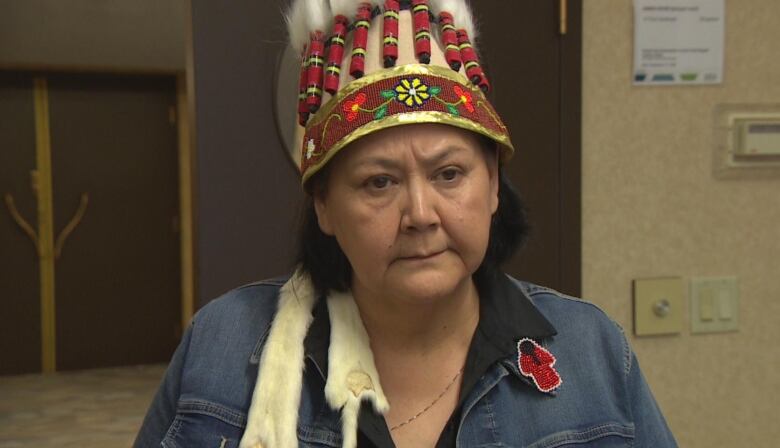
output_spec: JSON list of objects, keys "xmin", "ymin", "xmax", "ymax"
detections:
[{"xmin": 690, "ymin": 277, "xmax": 739, "ymax": 334}]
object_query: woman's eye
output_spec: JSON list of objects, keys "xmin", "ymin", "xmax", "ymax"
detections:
[
  {"xmin": 437, "ymin": 168, "xmax": 461, "ymax": 182},
  {"xmin": 367, "ymin": 176, "xmax": 392, "ymax": 189}
]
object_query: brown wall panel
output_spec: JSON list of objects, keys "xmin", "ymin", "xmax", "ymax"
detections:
[
  {"xmin": 475, "ymin": 0, "xmax": 582, "ymax": 296},
  {"xmin": 190, "ymin": 0, "xmax": 302, "ymax": 305}
]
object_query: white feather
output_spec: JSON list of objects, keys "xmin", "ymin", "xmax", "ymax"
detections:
[
  {"xmin": 304, "ymin": 0, "xmax": 332, "ymax": 34},
  {"xmin": 286, "ymin": 0, "xmax": 309, "ymax": 52},
  {"xmin": 430, "ymin": 0, "xmax": 476, "ymax": 40},
  {"xmin": 329, "ymin": 0, "xmax": 358, "ymax": 17}
]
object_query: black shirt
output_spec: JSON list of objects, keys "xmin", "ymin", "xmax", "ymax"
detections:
[{"xmin": 303, "ymin": 272, "xmax": 557, "ymax": 447}]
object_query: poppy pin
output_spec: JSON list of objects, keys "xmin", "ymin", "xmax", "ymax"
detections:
[{"xmin": 517, "ymin": 338, "xmax": 562, "ymax": 393}]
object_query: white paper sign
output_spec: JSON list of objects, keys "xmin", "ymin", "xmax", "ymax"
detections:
[{"xmin": 633, "ymin": 0, "xmax": 725, "ymax": 85}]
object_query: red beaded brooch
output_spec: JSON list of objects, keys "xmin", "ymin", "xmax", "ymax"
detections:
[{"xmin": 517, "ymin": 338, "xmax": 563, "ymax": 394}]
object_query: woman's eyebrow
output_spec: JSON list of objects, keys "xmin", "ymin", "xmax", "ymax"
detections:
[
  {"xmin": 418, "ymin": 146, "xmax": 468, "ymax": 166},
  {"xmin": 352, "ymin": 145, "xmax": 468, "ymax": 169},
  {"xmin": 352, "ymin": 157, "xmax": 402, "ymax": 170}
]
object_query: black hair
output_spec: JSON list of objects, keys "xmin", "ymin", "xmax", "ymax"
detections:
[{"xmin": 294, "ymin": 163, "xmax": 530, "ymax": 296}]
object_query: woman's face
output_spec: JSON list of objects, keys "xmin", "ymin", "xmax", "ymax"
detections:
[{"xmin": 314, "ymin": 124, "xmax": 499, "ymax": 304}]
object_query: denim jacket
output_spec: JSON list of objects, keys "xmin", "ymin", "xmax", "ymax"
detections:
[{"xmin": 134, "ymin": 276, "xmax": 677, "ymax": 448}]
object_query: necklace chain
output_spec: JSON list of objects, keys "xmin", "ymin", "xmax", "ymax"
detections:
[{"xmin": 389, "ymin": 367, "xmax": 464, "ymax": 431}]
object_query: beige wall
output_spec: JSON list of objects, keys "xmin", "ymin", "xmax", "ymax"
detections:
[{"xmin": 582, "ymin": 0, "xmax": 780, "ymax": 446}]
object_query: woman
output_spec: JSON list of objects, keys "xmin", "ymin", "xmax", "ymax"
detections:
[{"xmin": 135, "ymin": 1, "xmax": 677, "ymax": 447}]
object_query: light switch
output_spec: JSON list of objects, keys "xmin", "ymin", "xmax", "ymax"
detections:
[
  {"xmin": 718, "ymin": 289, "xmax": 733, "ymax": 320},
  {"xmin": 699, "ymin": 288, "xmax": 715, "ymax": 321},
  {"xmin": 633, "ymin": 277, "xmax": 684, "ymax": 336},
  {"xmin": 691, "ymin": 277, "xmax": 739, "ymax": 334}
]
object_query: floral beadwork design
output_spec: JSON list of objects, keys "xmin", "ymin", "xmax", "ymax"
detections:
[
  {"xmin": 453, "ymin": 85, "xmax": 474, "ymax": 113},
  {"xmin": 337, "ymin": 77, "xmax": 477, "ymax": 126},
  {"xmin": 339, "ymin": 78, "xmax": 444, "ymax": 121},
  {"xmin": 302, "ymin": 70, "xmax": 513, "ymax": 180},
  {"xmin": 343, "ymin": 93, "xmax": 368, "ymax": 122},
  {"xmin": 432, "ymin": 84, "xmax": 473, "ymax": 116},
  {"xmin": 393, "ymin": 78, "xmax": 437, "ymax": 107}
]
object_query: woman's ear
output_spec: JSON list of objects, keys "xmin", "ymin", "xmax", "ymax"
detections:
[
  {"xmin": 489, "ymin": 158, "xmax": 500, "ymax": 215},
  {"xmin": 313, "ymin": 195, "xmax": 335, "ymax": 235}
]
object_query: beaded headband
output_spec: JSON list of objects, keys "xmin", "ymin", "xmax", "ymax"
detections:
[{"xmin": 287, "ymin": 0, "xmax": 514, "ymax": 186}]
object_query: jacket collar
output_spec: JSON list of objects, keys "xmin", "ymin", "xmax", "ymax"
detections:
[
  {"xmin": 301, "ymin": 271, "xmax": 558, "ymax": 383},
  {"xmin": 475, "ymin": 271, "xmax": 557, "ymax": 354}
]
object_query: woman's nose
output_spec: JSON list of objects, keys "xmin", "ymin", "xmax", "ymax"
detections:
[{"xmin": 400, "ymin": 179, "xmax": 440, "ymax": 232}]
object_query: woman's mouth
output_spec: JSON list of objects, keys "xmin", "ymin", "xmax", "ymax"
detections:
[{"xmin": 398, "ymin": 250, "xmax": 445, "ymax": 261}]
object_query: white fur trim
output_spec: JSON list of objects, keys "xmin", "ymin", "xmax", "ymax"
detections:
[
  {"xmin": 305, "ymin": 0, "xmax": 332, "ymax": 34},
  {"xmin": 286, "ymin": 0, "xmax": 310, "ymax": 53},
  {"xmin": 329, "ymin": 0, "xmax": 359, "ymax": 17},
  {"xmin": 239, "ymin": 274, "xmax": 388, "ymax": 448},
  {"xmin": 239, "ymin": 270, "xmax": 317, "ymax": 448},
  {"xmin": 325, "ymin": 291, "xmax": 390, "ymax": 448},
  {"xmin": 431, "ymin": 0, "xmax": 476, "ymax": 40},
  {"xmin": 286, "ymin": 0, "xmax": 333, "ymax": 52}
]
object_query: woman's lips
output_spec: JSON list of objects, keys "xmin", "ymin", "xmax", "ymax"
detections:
[{"xmin": 397, "ymin": 250, "xmax": 445, "ymax": 261}]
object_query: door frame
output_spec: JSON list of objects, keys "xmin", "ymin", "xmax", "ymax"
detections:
[
  {"xmin": 560, "ymin": 0, "xmax": 582, "ymax": 297},
  {"xmin": 176, "ymin": 73, "xmax": 196, "ymax": 334},
  {"xmin": 1, "ymin": 68, "xmax": 195, "ymax": 372}
]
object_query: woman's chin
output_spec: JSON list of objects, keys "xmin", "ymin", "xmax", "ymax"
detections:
[{"xmin": 385, "ymin": 269, "xmax": 471, "ymax": 305}]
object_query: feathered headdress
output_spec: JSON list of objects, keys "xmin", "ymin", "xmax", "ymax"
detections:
[{"xmin": 284, "ymin": 0, "xmax": 514, "ymax": 186}]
